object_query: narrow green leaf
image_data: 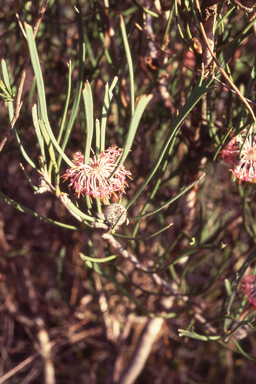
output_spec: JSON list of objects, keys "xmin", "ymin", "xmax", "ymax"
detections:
[
  {"xmin": 178, "ymin": 329, "xmax": 221, "ymax": 341},
  {"xmin": 129, "ymin": 173, "xmax": 205, "ymax": 221},
  {"xmin": 24, "ymin": 22, "xmax": 75, "ymax": 169},
  {"xmin": 80, "ymin": 253, "xmax": 117, "ymax": 263},
  {"xmin": 232, "ymin": 339, "xmax": 256, "ymax": 362},
  {"xmin": 132, "ymin": 128, "xmax": 178, "ymax": 238},
  {"xmin": 57, "ymin": 59, "xmax": 72, "ymax": 144},
  {"xmin": 100, "ymin": 82, "xmax": 109, "ymax": 152},
  {"xmin": 0, "ymin": 191, "xmax": 82, "ymax": 231},
  {"xmin": 84, "ymin": 31, "xmax": 97, "ymax": 68},
  {"xmin": 109, "ymin": 94, "xmax": 153, "ymax": 180},
  {"xmin": 174, "ymin": 0, "xmax": 189, "ymax": 49},
  {"xmin": 38, "ymin": 119, "xmax": 59, "ymax": 185},
  {"xmin": 65, "ymin": 199, "xmax": 100, "ymax": 222},
  {"xmin": 114, "ymin": 223, "xmax": 173, "ymax": 240},
  {"xmin": 83, "ymin": 80, "xmax": 94, "ymax": 164},
  {"xmin": 216, "ymin": 6, "xmax": 236, "ymax": 30},
  {"xmin": 32, "ymin": 104, "xmax": 46, "ymax": 163},
  {"xmin": 1, "ymin": 59, "xmax": 13, "ymax": 96},
  {"xmin": 162, "ymin": 7, "xmax": 173, "ymax": 47},
  {"xmin": 95, "ymin": 118, "xmax": 100, "ymax": 157},
  {"xmin": 120, "ymin": 15, "xmax": 135, "ymax": 116},
  {"xmin": 20, "ymin": 163, "xmax": 38, "ymax": 191},
  {"xmin": 109, "ymin": 76, "xmax": 119, "ymax": 95},
  {"xmin": 129, "ymin": 0, "xmax": 159, "ymax": 17},
  {"xmin": 94, "ymin": 2, "xmax": 113, "ymax": 65},
  {"xmin": 100, "ymin": 76, "xmax": 118, "ymax": 152}
]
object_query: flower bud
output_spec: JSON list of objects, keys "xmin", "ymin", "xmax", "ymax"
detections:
[{"xmin": 103, "ymin": 203, "xmax": 128, "ymax": 227}]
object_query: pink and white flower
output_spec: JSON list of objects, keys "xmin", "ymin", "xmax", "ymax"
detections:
[
  {"xmin": 63, "ymin": 147, "xmax": 132, "ymax": 205},
  {"xmin": 242, "ymin": 274, "xmax": 256, "ymax": 308},
  {"xmin": 222, "ymin": 126, "xmax": 256, "ymax": 183}
]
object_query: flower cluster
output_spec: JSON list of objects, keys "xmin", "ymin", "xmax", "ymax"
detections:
[
  {"xmin": 221, "ymin": 125, "xmax": 256, "ymax": 183},
  {"xmin": 63, "ymin": 147, "xmax": 132, "ymax": 205},
  {"xmin": 242, "ymin": 274, "xmax": 256, "ymax": 308}
]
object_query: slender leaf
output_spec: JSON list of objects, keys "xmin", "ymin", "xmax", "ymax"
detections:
[
  {"xmin": 80, "ymin": 253, "xmax": 117, "ymax": 263},
  {"xmin": 120, "ymin": 15, "xmax": 135, "ymax": 116},
  {"xmin": 83, "ymin": 80, "xmax": 94, "ymax": 164},
  {"xmin": 95, "ymin": 118, "xmax": 100, "ymax": 157},
  {"xmin": 100, "ymin": 77, "xmax": 118, "ymax": 152},
  {"xmin": 129, "ymin": 173, "xmax": 205, "ymax": 221},
  {"xmin": 109, "ymin": 94, "xmax": 153, "ymax": 180},
  {"xmin": 0, "ymin": 191, "xmax": 82, "ymax": 231},
  {"xmin": 24, "ymin": 22, "xmax": 75, "ymax": 169},
  {"xmin": 32, "ymin": 104, "xmax": 46, "ymax": 163}
]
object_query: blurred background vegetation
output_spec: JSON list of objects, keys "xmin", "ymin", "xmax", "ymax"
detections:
[{"xmin": 1, "ymin": 0, "xmax": 256, "ymax": 383}]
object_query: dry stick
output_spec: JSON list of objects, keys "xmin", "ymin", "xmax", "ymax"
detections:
[
  {"xmin": 0, "ymin": 353, "xmax": 40, "ymax": 384},
  {"xmin": 113, "ymin": 314, "xmax": 136, "ymax": 383},
  {"xmin": 213, "ymin": 77, "xmax": 256, "ymax": 106},
  {"xmin": 94, "ymin": 273, "xmax": 118, "ymax": 343},
  {"xmin": 0, "ymin": 0, "xmax": 49, "ymax": 153},
  {"xmin": 195, "ymin": 0, "xmax": 256, "ymax": 122},
  {"xmin": 201, "ymin": 4, "xmax": 217, "ymax": 69},
  {"xmin": 231, "ymin": 0, "xmax": 256, "ymax": 13},
  {"xmin": 102, "ymin": 233, "xmax": 178, "ymax": 295},
  {"xmin": 19, "ymin": 364, "xmax": 42, "ymax": 384},
  {"xmin": 117, "ymin": 317, "xmax": 164, "ymax": 384},
  {"xmin": 36, "ymin": 318, "xmax": 56, "ymax": 384},
  {"xmin": 12, "ymin": 0, "xmax": 27, "ymax": 39},
  {"xmin": 134, "ymin": 3, "xmax": 256, "ymax": 110}
]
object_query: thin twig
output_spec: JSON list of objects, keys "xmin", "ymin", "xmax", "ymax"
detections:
[
  {"xmin": 195, "ymin": 0, "xmax": 256, "ymax": 122},
  {"xmin": 213, "ymin": 76, "xmax": 256, "ymax": 106},
  {"xmin": 117, "ymin": 317, "xmax": 164, "ymax": 384},
  {"xmin": 0, "ymin": 353, "xmax": 39, "ymax": 384},
  {"xmin": 102, "ymin": 233, "xmax": 179, "ymax": 294},
  {"xmin": 201, "ymin": 3, "xmax": 217, "ymax": 69},
  {"xmin": 36, "ymin": 318, "xmax": 56, "ymax": 384},
  {"xmin": 94, "ymin": 273, "xmax": 118, "ymax": 343},
  {"xmin": 232, "ymin": 0, "xmax": 256, "ymax": 13}
]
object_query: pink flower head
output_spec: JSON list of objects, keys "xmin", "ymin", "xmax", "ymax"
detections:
[
  {"xmin": 221, "ymin": 125, "xmax": 256, "ymax": 183},
  {"xmin": 63, "ymin": 147, "xmax": 132, "ymax": 205},
  {"xmin": 242, "ymin": 274, "xmax": 256, "ymax": 308}
]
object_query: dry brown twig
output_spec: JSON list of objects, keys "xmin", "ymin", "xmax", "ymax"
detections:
[
  {"xmin": 102, "ymin": 233, "xmax": 179, "ymax": 295},
  {"xmin": 201, "ymin": 3, "xmax": 218, "ymax": 69},
  {"xmin": 195, "ymin": 0, "xmax": 256, "ymax": 122},
  {"xmin": 36, "ymin": 318, "xmax": 56, "ymax": 384},
  {"xmin": 117, "ymin": 317, "xmax": 164, "ymax": 384},
  {"xmin": 94, "ymin": 272, "xmax": 119, "ymax": 344},
  {"xmin": 0, "ymin": 0, "xmax": 49, "ymax": 153},
  {"xmin": 144, "ymin": 3, "xmax": 176, "ymax": 112}
]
